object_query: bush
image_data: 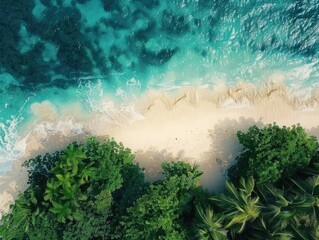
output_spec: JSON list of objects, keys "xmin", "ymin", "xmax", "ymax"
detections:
[
  {"xmin": 2, "ymin": 123, "xmax": 318, "ymax": 239},
  {"xmin": 0, "ymin": 138, "xmax": 140, "ymax": 239},
  {"xmin": 0, "ymin": 140, "xmax": 205, "ymax": 240},
  {"xmin": 229, "ymin": 123, "xmax": 318, "ymax": 185},
  {"xmin": 122, "ymin": 161, "xmax": 203, "ymax": 240}
]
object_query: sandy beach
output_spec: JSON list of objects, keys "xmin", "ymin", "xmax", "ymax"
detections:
[{"xmin": 1, "ymin": 81, "xmax": 319, "ymax": 218}]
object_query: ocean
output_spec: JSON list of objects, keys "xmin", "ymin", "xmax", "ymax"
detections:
[{"xmin": 1, "ymin": 0, "xmax": 319, "ymax": 173}]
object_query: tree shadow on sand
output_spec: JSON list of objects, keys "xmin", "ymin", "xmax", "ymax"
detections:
[
  {"xmin": 134, "ymin": 148, "xmax": 190, "ymax": 182},
  {"xmin": 201, "ymin": 119, "xmax": 319, "ymax": 193},
  {"xmin": 132, "ymin": 117, "xmax": 264, "ymax": 193},
  {"xmin": 308, "ymin": 125, "xmax": 319, "ymax": 139},
  {"xmin": 199, "ymin": 117, "xmax": 263, "ymax": 193}
]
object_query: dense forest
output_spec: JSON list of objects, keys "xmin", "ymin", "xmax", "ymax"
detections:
[{"xmin": 0, "ymin": 123, "xmax": 318, "ymax": 240}]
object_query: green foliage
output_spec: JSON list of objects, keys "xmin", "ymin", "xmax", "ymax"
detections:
[
  {"xmin": 106, "ymin": 163, "xmax": 147, "ymax": 240},
  {"xmin": 0, "ymin": 137, "xmax": 138, "ymax": 240},
  {"xmin": 1, "ymin": 124, "xmax": 318, "ymax": 240},
  {"xmin": 44, "ymin": 138, "xmax": 134, "ymax": 222},
  {"xmin": 123, "ymin": 179, "xmax": 187, "ymax": 240},
  {"xmin": 298, "ymin": 151, "xmax": 319, "ymax": 178},
  {"xmin": 23, "ymin": 152, "xmax": 61, "ymax": 189},
  {"xmin": 246, "ymin": 174, "xmax": 319, "ymax": 240},
  {"xmin": 0, "ymin": 188, "xmax": 62, "ymax": 240},
  {"xmin": 25, "ymin": 211, "xmax": 62, "ymax": 240},
  {"xmin": 211, "ymin": 177, "xmax": 260, "ymax": 238},
  {"xmin": 196, "ymin": 206, "xmax": 228, "ymax": 240},
  {"xmin": 195, "ymin": 174, "xmax": 319, "ymax": 240},
  {"xmin": 62, "ymin": 207, "xmax": 113, "ymax": 240},
  {"xmin": 230, "ymin": 123, "xmax": 318, "ymax": 184},
  {"xmin": 122, "ymin": 161, "xmax": 203, "ymax": 240},
  {"xmin": 161, "ymin": 161, "xmax": 203, "ymax": 182},
  {"xmin": 0, "ymin": 192, "xmax": 34, "ymax": 239}
]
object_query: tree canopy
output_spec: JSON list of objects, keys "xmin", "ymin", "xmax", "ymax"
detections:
[
  {"xmin": 0, "ymin": 124, "xmax": 318, "ymax": 240},
  {"xmin": 0, "ymin": 138, "xmax": 140, "ymax": 239},
  {"xmin": 229, "ymin": 123, "xmax": 318, "ymax": 184}
]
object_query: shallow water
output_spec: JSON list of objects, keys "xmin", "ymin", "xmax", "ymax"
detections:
[{"xmin": 1, "ymin": 0, "xmax": 319, "ymax": 172}]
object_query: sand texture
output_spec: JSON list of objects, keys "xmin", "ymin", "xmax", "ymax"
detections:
[{"xmin": 1, "ymin": 83, "xmax": 319, "ymax": 218}]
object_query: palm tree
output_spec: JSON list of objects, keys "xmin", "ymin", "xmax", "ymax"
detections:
[
  {"xmin": 286, "ymin": 175, "xmax": 319, "ymax": 240},
  {"xmin": 210, "ymin": 177, "xmax": 261, "ymax": 239},
  {"xmin": 239, "ymin": 217, "xmax": 294, "ymax": 240},
  {"xmin": 196, "ymin": 205, "xmax": 228, "ymax": 240},
  {"xmin": 257, "ymin": 184, "xmax": 292, "ymax": 230},
  {"xmin": 300, "ymin": 152, "xmax": 319, "ymax": 178},
  {"xmin": 255, "ymin": 175, "xmax": 319, "ymax": 240}
]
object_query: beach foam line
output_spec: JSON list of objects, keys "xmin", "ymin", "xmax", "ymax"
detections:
[{"xmin": 1, "ymin": 82, "xmax": 319, "ymax": 218}]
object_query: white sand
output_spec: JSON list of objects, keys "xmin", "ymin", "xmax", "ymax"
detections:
[{"xmin": 1, "ymin": 82, "xmax": 319, "ymax": 218}]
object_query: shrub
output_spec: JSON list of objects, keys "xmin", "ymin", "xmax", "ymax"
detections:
[
  {"xmin": 0, "ymin": 138, "xmax": 139, "ymax": 239},
  {"xmin": 229, "ymin": 123, "xmax": 318, "ymax": 185},
  {"xmin": 122, "ymin": 161, "xmax": 203, "ymax": 240}
]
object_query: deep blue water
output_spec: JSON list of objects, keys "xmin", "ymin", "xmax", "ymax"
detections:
[{"xmin": 1, "ymin": 0, "xmax": 319, "ymax": 172}]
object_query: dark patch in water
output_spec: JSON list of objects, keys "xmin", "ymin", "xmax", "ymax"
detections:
[
  {"xmin": 162, "ymin": 9, "xmax": 189, "ymax": 35},
  {"xmin": 101, "ymin": 0, "xmax": 122, "ymax": 13},
  {"xmin": 75, "ymin": 0, "xmax": 90, "ymax": 4},
  {"xmin": 136, "ymin": 0, "xmax": 160, "ymax": 9},
  {"xmin": 140, "ymin": 48, "xmax": 178, "ymax": 65},
  {"xmin": 40, "ymin": 7, "xmax": 93, "ymax": 74},
  {"xmin": 0, "ymin": 0, "xmax": 319, "ymax": 91}
]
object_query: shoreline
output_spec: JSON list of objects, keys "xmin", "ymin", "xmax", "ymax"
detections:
[{"xmin": 1, "ymin": 84, "xmax": 319, "ymax": 218}]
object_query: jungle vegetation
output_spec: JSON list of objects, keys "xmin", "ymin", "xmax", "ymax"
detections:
[{"xmin": 0, "ymin": 123, "xmax": 318, "ymax": 240}]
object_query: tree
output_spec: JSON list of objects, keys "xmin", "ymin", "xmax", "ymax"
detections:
[
  {"xmin": 197, "ymin": 174, "xmax": 319, "ymax": 240},
  {"xmin": 1, "ymin": 125, "xmax": 318, "ymax": 240},
  {"xmin": 229, "ymin": 124, "xmax": 318, "ymax": 185},
  {"xmin": 42, "ymin": 138, "xmax": 135, "ymax": 222},
  {"xmin": 122, "ymin": 161, "xmax": 203, "ymax": 240},
  {"xmin": 211, "ymin": 177, "xmax": 260, "ymax": 239},
  {"xmin": 0, "ymin": 137, "xmax": 138, "ymax": 239},
  {"xmin": 195, "ymin": 206, "xmax": 228, "ymax": 240}
]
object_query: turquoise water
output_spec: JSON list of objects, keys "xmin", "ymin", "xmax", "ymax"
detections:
[{"xmin": 1, "ymin": 0, "xmax": 319, "ymax": 172}]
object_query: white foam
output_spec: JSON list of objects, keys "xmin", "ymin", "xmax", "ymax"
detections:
[
  {"xmin": 76, "ymin": 79, "xmax": 144, "ymax": 125},
  {"xmin": 2, "ymin": 76, "xmax": 319, "ymax": 175},
  {"xmin": 286, "ymin": 60, "xmax": 318, "ymax": 82},
  {"xmin": 0, "ymin": 117, "xmax": 27, "ymax": 173},
  {"xmin": 76, "ymin": 79, "xmax": 104, "ymax": 111},
  {"xmin": 32, "ymin": 117, "xmax": 84, "ymax": 143}
]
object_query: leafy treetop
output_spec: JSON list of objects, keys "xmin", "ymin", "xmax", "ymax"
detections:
[{"xmin": 229, "ymin": 123, "xmax": 318, "ymax": 184}]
